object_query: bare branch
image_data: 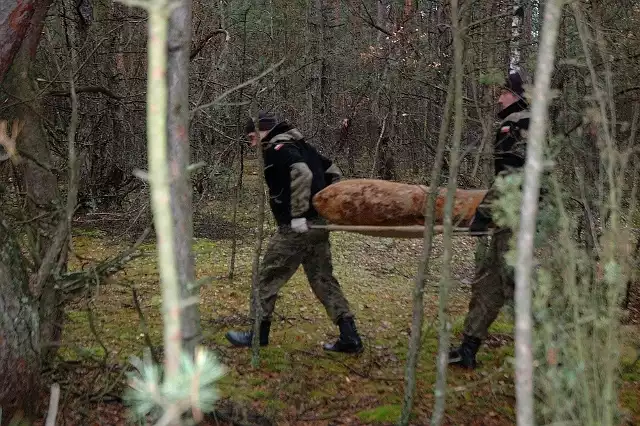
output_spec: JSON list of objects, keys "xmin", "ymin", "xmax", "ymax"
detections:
[
  {"xmin": 46, "ymin": 86, "xmax": 123, "ymax": 99},
  {"xmin": 462, "ymin": 11, "xmax": 514, "ymax": 32},
  {"xmin": 189, "ymin": 57, "xmax": 287, "ymax": 117},
  {"xmin": 31, "ymin": 70, "xmax": 80, "ymax": 297},
  {"xmin": 190, "ymin": 29, "xmax": 229, "ymax": 61}
]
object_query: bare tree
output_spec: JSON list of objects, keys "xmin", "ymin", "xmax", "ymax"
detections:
[
  {"xmin": 431, "ymin": 0, "xmax": 466, "ymax": 422},
  {"xmin": 400, "ymin": 72, "xmax": 455, "ymax": 426}
]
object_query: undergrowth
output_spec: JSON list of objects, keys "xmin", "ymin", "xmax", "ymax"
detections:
[{"xmin": 55, "ymin": 165, "xmax": 640, "ymax": 425}]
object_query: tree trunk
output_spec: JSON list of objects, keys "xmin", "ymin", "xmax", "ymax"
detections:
[
  {"xmin": 0, "ymin": 218, "xmax": 41, "ymax": 421},
  {"xmin": 432, "ymin": 0, "xmax": 465, "ymax": 421},
  {"xmin": 1, "ymin": 1, "xmax": 63, "ymax": 416},
  {"xmin": 167, "ymin": 0, "xmax": 202, "ymax": 356},
  {"xmin": 1, "ymin": 0, "xmax": 63, "ymax": 363},
  {"xmin": 0, "ymin": 0, "xmax": 38, "ymax": 83},
  {"xmin": 228, "ymin": 6, "xmax": 249, "ymax": 279},
  {"xmin": 514, "ymin": 0, "xmax": 564, "ymax": 424}
]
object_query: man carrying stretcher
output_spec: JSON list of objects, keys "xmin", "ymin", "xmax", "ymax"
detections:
[
  {"xmin": 225, "ymin": 112, "xmax": 364, "ymax": 354},
  {"xmin": 449, "ymin": 69, "xmax": 531, "ymax": 369}
]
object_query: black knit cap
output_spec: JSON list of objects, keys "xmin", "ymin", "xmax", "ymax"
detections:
[
  {"xmin": 504, "ymin": 70, "xmax": 525, "ymax": 96},
  {"xmin": 245, "ymin": 111, "xmax": 278, "ymax": 134}
]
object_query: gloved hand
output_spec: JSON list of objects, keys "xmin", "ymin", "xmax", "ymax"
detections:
[{"xmin": 291, "ymin": 217, "xmax": 308, "ymax": 233}]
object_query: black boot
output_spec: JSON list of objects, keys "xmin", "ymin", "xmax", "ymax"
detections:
[
  {"xmin": 448, "ymin": 334, "xmax": 481, "ymax": 369},
  {"xmin": 225, "ymin": 321, "xmax": 271, "ymax": 347},
  {"xmin": 323, "ymin": 316, "xmax": 364, "ymax": 354}
]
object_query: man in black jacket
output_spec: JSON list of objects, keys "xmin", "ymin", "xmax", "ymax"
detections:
[
  {"xmin": 449, "ymin": 71, "xmax": 530, "ymax": 368},
  {"xmin": 225, "ymin": 112, "xmax": 364, "ymax": 354}
]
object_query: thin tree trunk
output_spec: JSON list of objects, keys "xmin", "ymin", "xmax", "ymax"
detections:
[
  {"xmin": 0, "ymin": 0, "xmax": 40, "ymax": 82},
  {"xmin": 510, "ymin": 1, "xmax": 524, "ymax": 72},
  {"xmin": 316, "ymin": 0, "xmax": 330, "ymax": 118},
  {"xmin": 0, "ymin": 1, "xmax": 57, "ymax": 416},
  {"xmin": 399, "ymin": 71, "xmax": 455, "ymax": 426},
  {"xmin": 514, "ymin": 1, "xmax": 564, "ymax": 424},
  {"xmin": 0, "ymin": 217, "xmax": 40, "ymax": 420},
  {"xmin": 145, "ymin": 0, "xmax": 182, "ymax": 379},
  {"xmin": 228, "ymin": 7, "xmax": 249, "ymax": 279},
  {"xmin": 1, "ymin": 0, "xmax": 63, "ymax": 360},
  {"xmin": 250, "ymin": 126, "xmax": 267, "ymax": 367},
  {"xmin": 432, "ymin": 0, "xmax": 465, "ymax": 422},
  {"xmin": 167, "ymin": 0, "xmax": 202, "ymax": 356}
]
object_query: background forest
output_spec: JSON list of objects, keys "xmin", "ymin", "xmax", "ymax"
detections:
[{"xmin": 1, "ymin": 0, "xmax": 640, "ymax": 425}]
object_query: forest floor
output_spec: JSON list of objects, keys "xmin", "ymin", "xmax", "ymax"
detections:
[{"xmin": 34, "ymin": 168, "xmax": 640, "ymax": 426}]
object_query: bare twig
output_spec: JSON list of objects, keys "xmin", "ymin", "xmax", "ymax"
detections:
[
  {"xmin": 228, "ymin": 8, "xmax": 250, "ymax": 280},
  {"xmin": 250, "ymin": 114, "xmax": 267, "ymax": 367},
  {"xmin": 190, "ymin": 29, "xmax": 230, "ymax": 60},
  {"xmin": 31, "ymin": 69, "xmax": 80, "ymax": 296},
  {"xmin": 370, "ymin": 113, "xmax": 389, "ymax": 178},
  {"xmin": 462, "ymin": 11, "xmax": 514, "ymax": 32},
  {"xmin": 189, "ymin": 58, "xmax": 287, "ymax": 117},
  {"xmin": 86, "ymin": 296, "xmax": 110, "ymax": 365},
  {"xmin": 132, "ymin": 286, "xmax": 160, "ymax": 365},
  {"xmin": 60, "ymin": 225, "xmax": 151, "ymax": 297},
  {"xmin": 46, "ymin": 86, "xmax": 123, "ymax": 99}
]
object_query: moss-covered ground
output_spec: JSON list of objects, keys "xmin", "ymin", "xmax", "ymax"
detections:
[{"xmin": 50, "ymin": 164, "xmax": 640, "ymax": 425}]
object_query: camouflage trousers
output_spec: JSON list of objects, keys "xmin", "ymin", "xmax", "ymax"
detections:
[
  {"xmin": 463, "ymin": 228, "xmax": 514, "ymax": 340},
  {"xmin": 250, "ymin": 221, "xmax": 353, "ymax": 324}
]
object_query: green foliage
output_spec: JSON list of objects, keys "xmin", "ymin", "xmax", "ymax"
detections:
[
  {"xmin": 357, "ymin": 404, "xmax": 404, "ymax": 423},
  {"xmin": 124, "ymin": 347, "xmax": 226, "ymax": 424},
  {"xmin": 488, "ymin": 159, "xmax": 630, "ymax": 425}
]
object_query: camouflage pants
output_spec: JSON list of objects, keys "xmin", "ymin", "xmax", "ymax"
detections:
[
  {"xmin": 463, "ymin": 229, "xmax": 514, "ymax": 340},
  {"xmin": 250, "ymin": 222, "xmax": 353, "ymax": 324}
]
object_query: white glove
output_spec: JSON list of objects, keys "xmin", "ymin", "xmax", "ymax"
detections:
[{"xmin": 291, "ymin": 217, "xmax": 308, "ymax": 233}]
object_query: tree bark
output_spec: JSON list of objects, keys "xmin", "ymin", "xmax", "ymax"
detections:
[
  {"xmin": 0, "ymin": 0, "xmax": 37, "ymax": 83},
  {"xmin": 432, "ymin": 0, "xmax": 465, "ymax": 421},
  {"xmin": 228, "ymin": 6, "xmax": 249, "ymax": 280},
  {"xmin": 0, "ymin": 217, "xmax": 40, "ymax": 420},
  {"xmin": 399, "ymin": 71, "xmax": 455, "ymax": 426},
  {"xmin": 1, "ymin": 0, "xmax": 62, "ymax": 361},
  {"xmin": 167, "ymin": 0, "xmax": 202, "ymax": 356}
]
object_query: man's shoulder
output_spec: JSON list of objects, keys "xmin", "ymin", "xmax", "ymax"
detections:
[
  {"xmin": 267, "ymin": 141, "xmax": 293, "ymax": 152},
  {"xmin": 501, "ymin": 110, "xmax": 530, "ymax": 128}
]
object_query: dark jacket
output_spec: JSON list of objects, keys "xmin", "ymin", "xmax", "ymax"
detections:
[
  {"xmin": 260, "ymin": 121, "xmax": 342, "ymax": 226},
  {"xmin": 494, "ymin": 99, "xmax": 530, "ymax": 175}
]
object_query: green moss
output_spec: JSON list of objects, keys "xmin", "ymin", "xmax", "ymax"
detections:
[
  {"xmin": 488, "ymin": 314, "xmax": 514, "ymax": 334},
  {"xmin": 356, "ymin": 404, "xmax": 405, "ymax": 424},
  {"xmin": 621, "ymin": 357, "xmax": 640, "ymax": 382}
]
